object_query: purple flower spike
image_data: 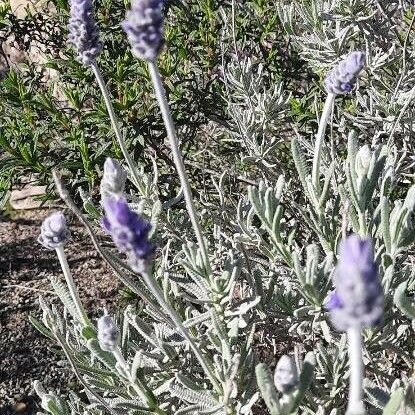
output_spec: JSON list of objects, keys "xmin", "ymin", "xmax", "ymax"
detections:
[
  {"xmin": 38, "ymin": 212, "xmax": 70, "ymax": 250},
  {"xmin": 121, "ymin": 0, "xmax": 164, "ymax": 62},
  {"xmin": 326, "ymin": 291, "xmax": 343, "ymax": 310},
  {"xmin": 328, "ymin": 234, "xmax": 383, "ymax": 331},
  {"xmin": 102, "ymin": 197, "xmax": 155, "ymax": 270},
  {"xmin": 324, "ymin": 51, "xmax": 365, "ymax": 95},
  {"xmin": 68, "ymin": 0, "xmax": 102, "ymax": 65}
]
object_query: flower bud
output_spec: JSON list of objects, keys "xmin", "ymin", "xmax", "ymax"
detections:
[
  {"xmin": 355, "ymin": 145, "xmax": 372, "ymax": 177},
  {"xmin": 38, "ymin": 212, "xmax": 70, "ymax": 250},
  {"xmin": 100, "ymin": 158, "xmax": 127, "ymax": 200},
  {"xmin": 274, "ymin": 355, "xmax": 298, "ymax": 394},
  {"xmin": 324, "ymin": 51, "xmax": 365, "ymax": 95},
  {"xmin": 97, "ymin": 315, "xmax": 119, "ymax": 351}
]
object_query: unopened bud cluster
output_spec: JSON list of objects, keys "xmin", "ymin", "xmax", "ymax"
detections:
[
  {"xmin": 274, "ymin": 355, "xmax": 298, "ymax": 394},
  {"xmin": 97, "ymin": 315, "xmax": 119, "ymax": 351},
  {"xmin": 325, "ymin": 51, "xmax": 365, "ymax": 95},
  {"xmin": 100, "ymin": 158, "xmax": 127, "ymax": 200},
  {"xmin": 38, "ymin": 212, "xmax": 70, "ymax": 250}
]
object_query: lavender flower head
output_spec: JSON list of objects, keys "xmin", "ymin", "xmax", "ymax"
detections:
[
  {"xmin": 324, "ymin": 51, "xmax": 365, "ymax": 95},
  {"xmin": 38, "ymin": 212, "xmax": 70, "ymax": 250},
  {"xmin": 327, "ymin": 234, "xmax": 383, "ymax": 331},
  {"xmin": 97, "ymin": 315, "xmax": 119, "ymax": 351},
  {"xmin": 68, "ymin": 0, "xmax": 102, "ymax": 65},
  {"xmin": 121, "ymin": 0, "xmax": 164, "ymax": 61},
  {"xmin": 100, "ymin": 158, "xmax": 127, "ymax": 201},
  {"xmin": 102, "ymin": 197, "xmax": 155, "ymax": 270}
]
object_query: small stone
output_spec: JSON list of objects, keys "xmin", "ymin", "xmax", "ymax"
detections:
[
  {"xmin": 10, "ymin": 184, "xmax": 47, "ymax": 210},
  {"xmin": 14, "ymin": 401, "xmax": 27, "ymax": 412}
]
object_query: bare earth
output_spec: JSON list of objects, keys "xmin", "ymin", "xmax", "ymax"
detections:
[{"xmin": 0, "ymin": 210, "xmax": 119, "ymax": 414}]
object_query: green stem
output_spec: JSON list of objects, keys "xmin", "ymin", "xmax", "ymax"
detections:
[
  {"xmin": 90, "ymin": 61, "xmax": 142, "ymax": 190},
  {"xmin": 312, "ymin": 93, "xmax": 336, "ymax": 194},
  {"xmin": 147, "ymin": 61, "xmax": 210, "ymax": 272},
  {"xmin": 358, "ymin": 211, "xmax": 367, "ymax": 237},
  {"xmin": 55, "ymin": 245, "xmax": 90, "ymax": 327},
  {"xmin": 142, "ymin": 270, "xmax": 221, "ymax": 394}
]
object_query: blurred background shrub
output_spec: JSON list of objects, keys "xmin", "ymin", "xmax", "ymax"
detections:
[{"xmin": 0, "ymin": 0, "xmax": 309, "ymax": 208}]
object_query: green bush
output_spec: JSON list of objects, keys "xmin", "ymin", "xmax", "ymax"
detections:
[{"xmin": 0, "ymin": 0, "xmax": 301, "ymax": 207}]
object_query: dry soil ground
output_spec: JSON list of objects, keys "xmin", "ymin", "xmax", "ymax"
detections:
[{"xmin": 0, "ymin": 210, "xmax": 119, "ymax": 414}]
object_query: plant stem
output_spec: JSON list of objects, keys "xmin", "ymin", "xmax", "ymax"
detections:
[
  {"xmin": 90, "ymin": 61, "xmax": 142, "ymax": 190},
  {"xmin": 358, "ymin": 211, "xmax": 367, "ymax": 237},
  {"xmin": 55, "ymin": 245, "xmax": 90, "ymax": 327},
  {"xmin": 147, "ymin": 61, "xmax": 210, "ymax": 272},
  {"xmin": 142, "ymin": 270, "xmax": 221, "ymax": 394},
  {"xmin": 312, "ymin": 93, "xmax": 336, "ymax": 194},
  {"xmin": 347, "ymin": 327, "xmax": 365, "ymax": 414}
]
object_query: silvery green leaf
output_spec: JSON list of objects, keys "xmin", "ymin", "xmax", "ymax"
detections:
[
  {"xmin": 247, "ymin": 182, "xmax": 292, "ymax": 265},
  {"xmin": 175, "ymin": 404, "xmax": 210, "ymax": 415},
  {"xmin": 176, "ymin": 373, "xmax": 205, "ymax": 393},
  {"xmin": 382, "ymin": 388, "xmax": 404, "ymax": 415},
  {"xmin": 381, "ymin": 197, "xmax": 392, "ymax": 253},
  {"xmin": 293, "ymin": 306, "xmax": 315, "ymax": 318},
  {"xmin": 154, "ymin": 322, "xmax": 185, "ymax": 345},
  {"xmin": 49, "ymin": 276, "xmax": 79, "ymax": 322},
  {"xmin": 291, "ymin": 137, "xmax": 311, "ymax": 200},
  {"xmin": 29, "ymin": 315, "xmax": 54, "ymax": 340},
  {"xmin": 183, "ymin": 311, "xmax": 211, "ymax": 328},
  {"xmin": 130, "ymin": 350, "xmax": 143, "ymax": 382},
  {"xmin": 126, "ymin": 311, "xmax": 160, "ymax": 348},
  {"xmin": 393, "ymin": 281, "xmax": 415, "ymax": 320},
  {"xmin": 87, "ymin": 339, "xmax": 117, "ymax": 369},
  {"xmin": 364, "ymin": 379, "xmax": 390, "ymax": 409},
  {"xmin": 256, "ymin": 363, "xmax": 281, "ymax": 415},
  {"xmin": 361, "ymin": 145, "xmax": 386, "ymax": 209},
  {"xmin": 318, "ymin": 162, "xmax": 335, "ymax": 209},
  {"xmin": 79, "ymin": 188, "xmax": 102, "ymax": 219},
  {"xmin": 169, "ymin": 384, "xmax": 219, "ymax": 408},
  {"xmin": 288, "ymin": 352, "xmax": 315, "ymax": 411}
]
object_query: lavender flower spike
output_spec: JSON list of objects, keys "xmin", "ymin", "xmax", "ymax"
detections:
[
  {"xmin": 100, "ymin": 157, "xmax": 127, "ymax": 200},
  {"xmin": 328, "ymin": 234, "xmax": 383, "ymax": 331},
  {"xmin": 121, "ymin": 0, "xmax": 164, "ymax": 62},
  {"xmin": 97, "ymin": 315, "xmax": 119, "ymax": 351},
  {"xmin": 38, "ymin": 212, "xmax": 70, "ymax": 250},
  {"xmin": 102, "ymin": 197, "xmax": 155, "ymax": 270},
  {"xmin": 68, "ymin": 0, "xmax": 102, "ymax": 65},
  {"xmin": 324, "ymin": 51, "xmax": 365, "ymax": 95}
]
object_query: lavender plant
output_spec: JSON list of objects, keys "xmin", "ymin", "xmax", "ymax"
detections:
[{"xmin": 28, "ymin": 1, "xmax": 415, "ymax": 415}]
